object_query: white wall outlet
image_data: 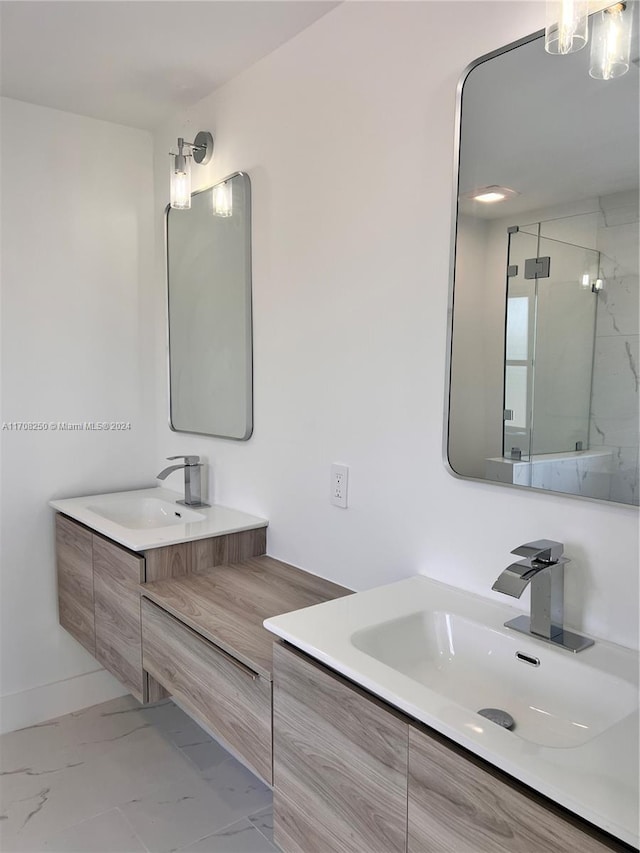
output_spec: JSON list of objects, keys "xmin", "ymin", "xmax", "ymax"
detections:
[{"xmin": 330, "ymin": 464, "xmax": 349, "ymax": 508}]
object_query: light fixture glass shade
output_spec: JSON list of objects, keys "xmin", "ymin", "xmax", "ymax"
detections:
[
  {"xmin": 170, "ymin": 153, "xmax": 191, "ymax": 210},
  {"xmin": 545, "ymin": 0, "xmax": 589, "ymax": 54},
  {"xmin": 589, "ymin": 3, "xmax": 633, "ymax": 79},
  {"xmin": 212, "ymin": 181, "xmax": 233, "ymax": 217}
]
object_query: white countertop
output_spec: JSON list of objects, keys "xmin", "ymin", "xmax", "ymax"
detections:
[
  {"xmin": 264, "ymin": 576, "xmax": 639, "ymax": 847},
  {"xmin": 50, "ymin": 487, "xmax": 268, "ymax": 551}
]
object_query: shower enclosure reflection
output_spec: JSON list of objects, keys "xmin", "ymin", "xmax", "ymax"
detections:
[
  {"xmin": 502, "ymin": 222, "xmax": 600, "ymax": 459},
  {"xmin": 447, "ymin": 18, "xmax": 639, "ymax": 506},
  {"xmin": 452, "ymin": 195, "xmax": 639, "ymax": 506},
  {"xmin": 484, "ymin": 209, "xmax": 638, "ymax": 501}
]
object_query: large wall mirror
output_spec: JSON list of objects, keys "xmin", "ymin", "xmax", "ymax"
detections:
[
  {"xmin": 447, "ymin": 12, "xmax": 639, "ymax": 506},
  {"xmin": 166, "ymin": 172, "xmax": 253, "ymax": 440}
]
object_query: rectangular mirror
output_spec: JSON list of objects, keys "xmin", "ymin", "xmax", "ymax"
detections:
[
  {"xmin": 447, "ymin": 12, "xmax": 639, "ymax": 506},
  {"xmin": 166, "ymin": 172, "xmax": 253, "ymax": 440}
]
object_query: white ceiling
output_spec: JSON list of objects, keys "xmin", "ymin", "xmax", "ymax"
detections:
[
  {"xmin": 458, "ymin": 24, "xmax": 639, "ymax": 219},
  {"xmin": 0, "ymin": 1, "xmax": 339, "ymax": 130}
]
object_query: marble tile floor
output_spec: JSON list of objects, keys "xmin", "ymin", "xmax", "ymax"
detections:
[{"xmin": 0, "ymin": 696, "xmax": 277, "ymax": 853}]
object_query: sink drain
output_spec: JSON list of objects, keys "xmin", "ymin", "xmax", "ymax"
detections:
[{"xmin": 478, "ymin": 708, "xmax": 515, "ymax": 730}]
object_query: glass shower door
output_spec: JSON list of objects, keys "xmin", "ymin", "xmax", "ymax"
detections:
[
  {"xmin": 530, "ymin": 236, "xmax": 599, "ymax": 455},
  {"xmin": 503, "ymin": 229, "xmax": 599, "ymax": 458},
  {"xmin": 503, "ymin": 228, "xmax": 538, "ymax": 459}
]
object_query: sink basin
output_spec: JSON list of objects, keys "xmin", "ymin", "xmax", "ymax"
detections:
[
  {"xmin": 264, "ymin": 575, "xmax": 639, "ymax": 846},
  {"xmin": 87, "ymin": 497, "xmax": 206, "ymax": 529},
  {"xmin": 50, "ymin": 487, "xmax": 268, "ymax": 551},
  {"xmin": 351, "ymin": 610, "xmax": 638, "ymax": 748}
]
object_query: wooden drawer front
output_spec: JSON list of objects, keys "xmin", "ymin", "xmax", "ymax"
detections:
[
  {"xmin": 56, "ymin": 515, "xmax": 95, "ymax": 654},
  {"xmin": 141, "ymin": 598, "xmax": 272, "ymax": 783},
  {"xmin": 273, "ymin": 643, "xmax": 408, "ymax": 853},
  {"xmin": 93, "ymin": 535, "xmax": 145, "ymax": 702},
  {"xmin": 408, "ymin": 724, "xmax": 624, "ymax": 853}
]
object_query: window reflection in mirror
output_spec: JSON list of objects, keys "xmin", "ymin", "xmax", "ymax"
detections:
[{"xmin": 447, "ymin": 18, "xmax": 639, "ymax": 505}]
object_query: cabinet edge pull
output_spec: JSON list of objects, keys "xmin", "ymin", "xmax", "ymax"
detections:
[
  {"xmin": 142, "ymin": 597, "xmax": 260, "ymax": 681},
  {"xmin": 213, "ymin": 643, "xmax": 259, "ymax": 680}
]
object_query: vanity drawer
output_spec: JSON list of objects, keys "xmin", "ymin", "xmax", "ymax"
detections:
[{"xmin": 141, "ymin": 597, "xmax": 272, "ymax": 783}]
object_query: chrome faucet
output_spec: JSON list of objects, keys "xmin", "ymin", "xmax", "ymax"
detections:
[
  {"xmin": 156, "ymin": 455, "xmax": 209, "ymax": 508},
  {"xmin": 492, "ymin": 539, "xmax": 593, "ymax": 653}
]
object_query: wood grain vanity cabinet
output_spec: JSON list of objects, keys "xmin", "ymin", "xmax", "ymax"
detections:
[
  {"xmin": 141, "ymin": 598, "xmax": 272, "ymax": 781},
  {"xmin": 140, "ymin": 557, "xmax": 351, "ymax": 785},
  {"xmin": 54, "ymin": 512, "xmax": 267, "ymax": 704},
  {"xmin": 407, "ymin": 724, "xmax": 624, "ymax": 853},
  {"xmin": 56, "ymin": 515, "xmax": 158, "ymax": 702},
  {"xmin": 56, "ymin": 514, "xmax": 95, "ymax": 655},
  {"xmin": 273, "ymin": 642, "xmax": 409, "ymax": 853},
  {"xmin": 93, "ymin": 535, "xmax": 145, "ymax": 701},
  {"xmin": 272, "ymin": 643, "xmax": 632, "ymax": 853}
]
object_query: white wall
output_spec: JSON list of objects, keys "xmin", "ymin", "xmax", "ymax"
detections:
[
  {"xmin": 153, "ymin": 2, "xmax": 638, "ymax": 650},
  {"xmin": 0, "ymin": 98, "xmax": 156, "ymax": 732}
]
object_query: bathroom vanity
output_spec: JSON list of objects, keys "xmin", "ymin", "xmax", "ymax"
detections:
[
  {"xmin": 51, "ymin": 487, "xmax": 350, "ymax": 783},
  {"xmin": 272, "ymin": 642, "xmax": 632, "ymax": 853},
  {"xmin": 266, "ymin": 577, "xmax": 639, "ymax": 852},
  {"xmin": 52, "ymin": 489, "xmax": 638, "ymax": 851},
  {"xmin": 52, "ymin": 488, "xmax": 269, "ymax": 703}
]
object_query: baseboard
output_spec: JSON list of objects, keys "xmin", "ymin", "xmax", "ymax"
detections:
[{"xmin": 0, "ymin": 669, "xmax": 128, "ymax": 735}]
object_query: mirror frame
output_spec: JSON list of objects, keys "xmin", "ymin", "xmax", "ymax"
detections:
[
  {"xmin": 164, "ymin": 172, "xmax": 254, "ymax": 441},
  {"xmin": 443, "ymin": 28, "xmax": 637, "ymax": 508}
]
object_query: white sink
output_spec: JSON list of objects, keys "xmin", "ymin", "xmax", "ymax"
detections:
[
  {"xmin": 351, "ymin": 610, "xmax": 637, "ymax": 748},
  {"xmin": 87, "ymin": 497, "xmax": 206, "ymax": 529},
  {"xmin": 264, "ymin": 575, "xmax": 639, "ymax": 847},
  {"xmin": 50, "ymin": 487, "xmax": 268, "ymax": 551}
]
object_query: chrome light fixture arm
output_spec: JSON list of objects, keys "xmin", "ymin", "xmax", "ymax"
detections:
[{"xmin": 169, "ymin": 131, "xmax": 214, "ymax": 210}]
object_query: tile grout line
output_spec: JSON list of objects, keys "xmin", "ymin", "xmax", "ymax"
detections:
[
  {"xmin": 3, "ymin": 698, "xmax": 274, "ymax": 853},
  {"xmin": 20, "ymin": 806, "xmax": 138, "ymax": 853},
  {"xmin": 171, "ymin": 815, "xmax": 263, "ymax": 852},
  {"xmin": 250, "ymin": 822, "xmax": 276, "ymax": 848},
  {"xmin": 247, "ymin": 807, "xmax": 275, "ymax": 846},
  {"xmin": 115, "ymin": 806, "xmax": 152, "ymax": 853}
]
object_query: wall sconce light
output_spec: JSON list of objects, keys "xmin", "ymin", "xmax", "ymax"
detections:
[
  {"xmin": 545, "ymin": 1, "xmax": 633, "ymax": 79},
  {"xmin": 545, "ymin": 0, "xmax": 589, "ymax": 54},
  {"xmin": 589, "ymin": 3, "xmax": 633, "ymax": 79},
  {"xmin": 212, "ymin": 181, "xmax": 233, "ymax": 217},
  {"xmin": 169, "ymin": 131, "xmax": 214, "ymax": 210},
  {"xmin": 592, "ymin": 278, "xmax": 605, "ymax": 292}
]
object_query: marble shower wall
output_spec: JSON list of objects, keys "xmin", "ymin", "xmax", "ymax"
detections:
[
  {"xmin": 590, "ymin": 192, "xmax": 639, "ymax": 505},
  {"xmin": 485, "ymin": 449, "xmax": 614, "ymax": 500}
]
